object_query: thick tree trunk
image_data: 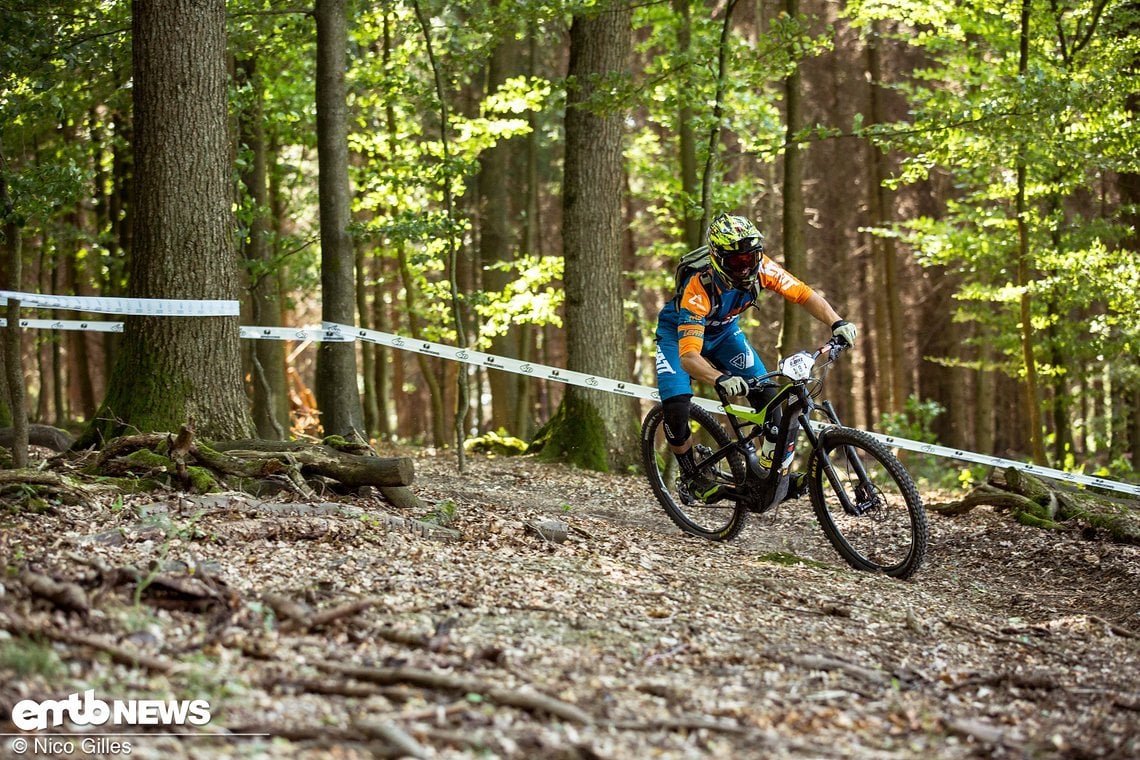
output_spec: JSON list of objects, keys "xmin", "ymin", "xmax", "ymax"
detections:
[
  {"xmin": 865, "ymin": 25, "xmax": 906, "ymax": 415},
  {"xmin": 479, "ymin": 34, "xmax": 529, "ymax": 438},
  {"xmin": 314, "ymin": 0, "xmax": 365, "ymax": 440},
  {"xmin": 537, "ymin": 4, "xmax": 637, "ymax": 471},
  {"xmin": 79, "ymin": 0, "xmax": 253, "ymax": 447}
]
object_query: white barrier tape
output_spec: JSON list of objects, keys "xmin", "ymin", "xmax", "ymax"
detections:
[
  {"xmin": 1, "ymin": 318, "xmax": 124, "ymax": 333},
  {"xmin": 1, "ymin": 290, "xmax": 239, "ymax": 316},
  {"xmin": 855, "ymin": 432, "xmax": 1140, "ymax": 497},
  {"xmin": 325, "ymin": 323, "xmax": 1140, "ymax": 497},
  {"xmin": 328, "ymin": 322, "xmax": 661, "ymax": 401},
  {"xmin": 2, "ymin": 319, "xmax": 349, "ymax": 343},
  {"xmin": 239, "ymin": 325, "xmax": 354, "ymax": 342},
  {"xmin": 3, "ymin": 311, "xmax": 1137, "ymax": 497}
]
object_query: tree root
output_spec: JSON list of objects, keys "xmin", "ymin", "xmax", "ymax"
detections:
[
  {"xmin": 311, "ymin": 660, "xmax": 594, "ymax": 724},
  {"xmin": 0, "ymin": 609, "xmax": 179, "ymax": 674},
  {"xmin": 2, "ymin": 424, "xmax": 420, "ymax": 510},
  {"xmin": 931, "ymin": 468, "xmax": 1139, "ymax": 543}
]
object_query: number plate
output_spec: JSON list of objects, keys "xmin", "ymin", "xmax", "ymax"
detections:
[{"xmin": 780, "ymin": 352, "xmax": 813, "ymax": 381}]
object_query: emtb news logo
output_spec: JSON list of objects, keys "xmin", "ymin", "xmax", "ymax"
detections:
[{"xmin": 11, "ymin": 690, "xmax": 211, "ymax": 731}]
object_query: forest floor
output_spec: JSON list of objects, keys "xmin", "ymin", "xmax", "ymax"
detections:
[{"xmin": 1, "ymin": 447, "xmax": 1138, "ymax": 760}]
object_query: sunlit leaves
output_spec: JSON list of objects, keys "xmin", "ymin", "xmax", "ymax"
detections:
[
  {"xmin": 473, "ymin": 255, "xmax": 565, "ymax": 345},
  {"xmin": 849, "ymin": 0, "xmax": 1138, "ymax": 389}
]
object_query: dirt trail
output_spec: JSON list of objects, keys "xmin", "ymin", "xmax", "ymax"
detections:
[{"xmin": 1, "ymin": 450, "xmax": 1137, "ymax": 759}]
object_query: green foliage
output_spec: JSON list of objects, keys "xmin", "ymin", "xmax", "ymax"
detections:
[
  {"xmin": 849, "ymin": 0, "xmax": 1140, "ymax": 458},
  {"xmin": 465, "ymin": 429, "xmax": 529, "ymax": 456},
  {"xmin": 472, "ymin": 256, "xmax": 564, "ymax": 344},
  {"xmin": 878, "ymin": 395, "xmax": 944, "ymax": 444},
  {"xmin": 878, "ymin": 396, "xmax": 961, "ymax": 487}
]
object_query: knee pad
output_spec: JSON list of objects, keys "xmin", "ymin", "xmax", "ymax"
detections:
[{"xmin": 662, "ymin": 395, "xmax": 693, "ymax": 446}]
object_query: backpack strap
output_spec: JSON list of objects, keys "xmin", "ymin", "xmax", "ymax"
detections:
[
  {"xmin": 698, "ymin": 270, "xmax": 720, "ymax": 313},
  {"xmin": 673, "ymin": 267, "xmax": 721, "ymax": 313}
]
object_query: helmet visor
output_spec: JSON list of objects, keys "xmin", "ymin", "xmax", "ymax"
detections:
[{"xmin": 720, "ymin": 245, "xmax": 761, "ymax": 279}]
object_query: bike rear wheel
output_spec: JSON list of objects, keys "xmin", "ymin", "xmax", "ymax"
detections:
[
  {"xmin": 641, "ymin": 403, "xmax": 749, "ymax": 541},
  {"xmin": 808, "ymin": 426, "xmax": 928, "ymax": 579}
]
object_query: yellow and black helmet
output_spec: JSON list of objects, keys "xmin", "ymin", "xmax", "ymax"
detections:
[{"xmin": 707, "ymin": 213, "xmax": 764, "ymax": 290}]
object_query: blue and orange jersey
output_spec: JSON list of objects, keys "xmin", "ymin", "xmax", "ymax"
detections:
[{"xmin": 661, "ymin": 255, "xmax": 814, "ymax": 357}]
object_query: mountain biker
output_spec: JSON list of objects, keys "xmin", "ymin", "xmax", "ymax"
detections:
[{"xmin": 654, "ymin": 212, "xmax": 858, "ymax": 504}]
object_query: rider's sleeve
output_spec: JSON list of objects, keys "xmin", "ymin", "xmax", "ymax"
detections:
[
  {"xmin": 757, "ymin": 255, "xmax": 814, "ymax": 304},
  {"xmin": 676, "ymin": 274, "xmax": 713, "ymax": 357}
]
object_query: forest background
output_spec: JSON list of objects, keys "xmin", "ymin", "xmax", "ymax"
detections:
[{"xmin": 1, "ymin": 0, "xmax": 1138, "ymax": 484}]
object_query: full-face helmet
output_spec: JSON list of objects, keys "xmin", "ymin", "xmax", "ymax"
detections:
[{"xmin": 707, "ymin": 213, "xmax": 764, "ymax": 290}]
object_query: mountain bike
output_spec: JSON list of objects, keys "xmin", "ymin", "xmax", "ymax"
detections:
[{"xmin": 640, "ymin": 338, "xmax": 928, "ymax": 579}]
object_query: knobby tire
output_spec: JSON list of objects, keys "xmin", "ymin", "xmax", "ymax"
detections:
[
  {"xmin": 808, "ymin": 426, "xmax": 928, "ymax": 579},
  {"xmin": 641, "ymin": 403, "xmax": 749, "ymax": 542}
]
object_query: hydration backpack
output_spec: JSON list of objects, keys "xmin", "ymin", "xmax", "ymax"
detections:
[{"xmin": 672, "ymin": 246, "xmax": 720, "ymax": 312}]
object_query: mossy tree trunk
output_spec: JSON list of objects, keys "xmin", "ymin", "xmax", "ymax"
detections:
[
  {"xmin": 79, "ymin": 0, "xmax": 253, "ymax": 447},
  {"xmin": 537, "ymin": 4, "xmax": 638, "ymax": 472}
]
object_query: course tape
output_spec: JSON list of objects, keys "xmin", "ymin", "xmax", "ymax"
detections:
[
  {"xmin": 323, "ymin": 323, "xmax": 1139, "ymax": 497},
  {"xmin": 1, "ymin": 319, "xmax": 347, "ymax": 343},
  {"xmin": 1, "ymin": 290, "xmax": 239, "ymax": 316},
  {"xmin": 3, "ymin": 311, "xmax": 1137, "ymax": 497}
]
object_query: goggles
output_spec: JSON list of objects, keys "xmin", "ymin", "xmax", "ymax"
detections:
[{"xmin": 719, "ymin": 243, "xmax": 762, "ymax": 276}]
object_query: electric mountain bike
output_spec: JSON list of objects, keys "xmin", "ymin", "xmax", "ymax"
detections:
[{"xmin": 641, "ymin": 338, "xmax": 928, "ymax": 579}]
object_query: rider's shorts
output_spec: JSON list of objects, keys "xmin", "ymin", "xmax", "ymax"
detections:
[{"xmin": 654, "ymin": 321, "xmax": 769, "ymax": 402}]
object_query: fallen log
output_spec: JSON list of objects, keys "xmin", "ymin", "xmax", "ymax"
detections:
[
  {"xmin": 210, "ymin": 439, "xmax": 415, "ymax": 488},
  {"xmin": 0, "ymin": 423, "xmax": 74, "ymax": 453}
]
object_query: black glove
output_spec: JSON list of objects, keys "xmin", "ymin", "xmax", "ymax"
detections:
[
  {"xmin": 716, "ymin": 374, "xmax": 749, "ymax": 398},
  {"xmin": 831, "ymin": 320, "xmax": 857, "ymax": 347}
]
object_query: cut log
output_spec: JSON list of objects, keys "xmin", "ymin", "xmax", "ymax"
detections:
[{"xmin": 216, "ymin": 445, "xmax": 414, "ymax": 487}]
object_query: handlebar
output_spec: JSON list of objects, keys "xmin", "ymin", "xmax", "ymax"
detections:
[{"xmin": 713, "ymin": 336, "xmax": 850, "ymax": 402}]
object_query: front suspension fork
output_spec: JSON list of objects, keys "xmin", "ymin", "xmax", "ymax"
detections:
[{"xmin": 811, "ymin": 401, "xmax": 877, "ymax": 516}]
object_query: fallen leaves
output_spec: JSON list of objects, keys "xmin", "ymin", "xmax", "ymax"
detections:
[{"xmin": 0, "ymin": 450, "xmax": 1137, "ymax": 759}]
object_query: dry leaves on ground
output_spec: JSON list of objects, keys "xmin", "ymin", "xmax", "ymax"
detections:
[{"xmin": 1, "ymin": 449, "xmax": 1137, "ymax": 759}]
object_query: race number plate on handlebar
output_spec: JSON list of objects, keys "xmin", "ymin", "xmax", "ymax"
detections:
[{"xmin": 779, "ymin": 352, "xmax": 814, "ymax": 382}]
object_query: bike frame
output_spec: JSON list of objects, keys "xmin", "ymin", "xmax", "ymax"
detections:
[{"xmin": 697, "ymin": 341, "xmax": 872, "ymax": 514}]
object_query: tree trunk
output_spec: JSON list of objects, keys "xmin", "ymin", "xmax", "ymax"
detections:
[
  {"xmin": 2, "ymin": 167, "xmax": 27, "ymax": 465},
  {"xmin": 479, "ymin": 32, "xmax": 527, "ymax": 437},
  {"xmin": 673, "ymin": 0, "xmax": 702, "ymax": 249},
  {"xmin": 79, "ymin": 0, "xmax": 253, "ymax": 447},
  {"xmin": 67, "ymin": 201, "xmax": 98, "ymax": 420},
  {"xmin": 1015, "ymin": 0, "xmax": 1046, "ymax": 465},
  {"xmin": 237, "ymin": 57, "xmax": 289, "ymax": 440},
  {"xmin": 536, "ymin": 4, "xmax": 637, "ymax": 471},
  {"xmin": 864, "ymin": 25, "xmax": 906, "ymax": 414},
  {"xmin": 1119, "ymin": 74, "xmax": 1140, "ymax": 463},
  {"xmin": 314, "ymin": 0, "xmax": 365, "ymax": 440},
  {"xmin": 778, "ymin": 0, "xmax": 810, "ymax": 357}
]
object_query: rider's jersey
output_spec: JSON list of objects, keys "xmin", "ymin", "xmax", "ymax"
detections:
[{"xmin": 662, "ymin": 254, "xmax": 814, "ymax": 357}]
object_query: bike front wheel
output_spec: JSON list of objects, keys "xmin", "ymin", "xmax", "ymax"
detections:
[
  {"xmin": 641, "ymin": 402, "xmax": 749, "ymax": 541},
  {"xmin": 808, "ymin": 426, "xmax": 928, "ymax": 579}
]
